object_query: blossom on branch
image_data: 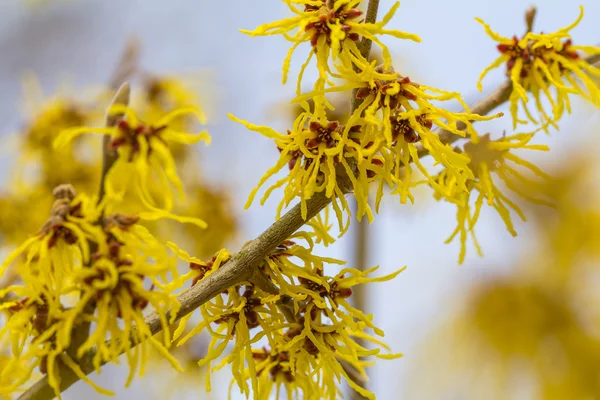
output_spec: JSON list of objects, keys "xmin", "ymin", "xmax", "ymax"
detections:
[
  {"xmin": 476, "ymin": 6, "xmax": 600, "ymax": 129},
  {"xmin": 169, "ymin": 233, "xmax": 403, "ymax": 400},
  {"xmin": 241, "ymin": 0, "xmax": 420, "ymax": 92},
  {"xmin": 54, "ymin": 104, "xmax": 210, "ymax": 226}
]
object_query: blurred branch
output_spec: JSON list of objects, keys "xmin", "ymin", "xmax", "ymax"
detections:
[
  {"xmin": 98, "ymin": 40, "xmax": 140, "ymax": 203},
  {"xmin": 350, "ymin": 207, "xmax": 370, "ymax": 400},
  {"xmin": 19, "ymin": 24, "xmax": 600, "ymax": 400}
]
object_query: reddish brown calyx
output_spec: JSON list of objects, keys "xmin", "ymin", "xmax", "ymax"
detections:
[
  {"xmin": 213, "ymin": 287, "xmax": 262, "ymax": 331},
  {"xmin": 304, "ymin": 2, "xmax": 363, "ymax": 48},
  {"xmin": 559, "ymin": 39, "xmax": 580, "ymax": 60},
  {"xmin": 329, "ymin": 278, "xmax": 353, "ymax": 301},
  {"xmin": 268, "ymin": 240, "xmax": 296, "ymax": 261},
  {"xmin": 299, "ymin": 269, "xmax": 353, "ymax": 302},
  {"xmin": 356, "ymin": 76, "xmax": 419, "ymax": 110},
  {"xmin": 190, "ymin": 254, "xmax": 217, "ymax": 286},
  {"xmin": 496, "ymin": 36, "xmax": 532, "ymax": 77},
  {"xmin": 102, "ymin": 213, "xmax": 140, "ymax": 232},
  {"xmin": 42, "ymin": 184, "xmax": 84, "ymax": 248},
  {"xmin": 110, "ymin": 119, "xmax": 167, "ymax": 160},
  {"xmin": 390, "ymin": 113, "xmax": 432, "ymax": 144},
  {"xmin": 366, "ymin": 157, "xmax": 384, "ymax": 179},
  {"xmin": 556, "ymin": 39, "xmax": 580, "ymax": 72},
  {"xmin": 306, "ymin": 120, "xmax": 340, "ymax": 150}
]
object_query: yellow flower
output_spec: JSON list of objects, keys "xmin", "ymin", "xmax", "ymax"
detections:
[
  {"xmin": 230, "ymin": 107, "xmax": 370, "ymax": 227},
  {"xmin": 259, "ymin": 247, "xmax": 404, "ymax": 400},
  {"xmin": 0, "ymin": 79, "xmax": 102, "ymax": 246},
  {"xmin": 476, "ymin": 6, "xmax": 600, "ymax": 129},
  {"xmin": 0, "ymin": 353, "xmax": 30, "ymax": 399},
  {"xmin": 435, "ymin": 130, "xmax": 552, "ymax": 263},
  {"xmin": 296, "ymin": 62, "xmax": 502, "ymax": 209},
  {"xmin": 173, "ymin": 183, "xmax": 238, "ymax": 260},
  {"xmin": 137, "ymin": 76, "xmax": 205, "ymax": 158},
  {"xmin": 0, "ymin": 188, "xmax": 55, "ymax": 247},
  {"xmin": 241, "ymin": 0, "xmax": 420, "ymax": 93},
  {"xmin": 54, "ymin": 104, "xmax": 210, "ymax": 227}
]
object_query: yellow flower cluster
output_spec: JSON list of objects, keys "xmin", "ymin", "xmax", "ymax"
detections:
[
  {"xmin": 477, "ymin": 6, "xmax": 600, "ymax": 129},
  {"xmin": 170, "ymin": 233, "xmax": 403, "ymax": 400},
  {"xmin": 427, "ymin": 6, "xmax": 600, "ymax": 262},
  {"xmin": 54, "ymin": 104, "xmax": 210, "ymax": 225},
  {"xmin": 0, "ymin": 186, "xmax": 183, "ymax": 396},
  {"xmin": 0, "ymin": 77, "xmax": 224, "ymax": 397},
  {"xmin": 234, "ymin": 0, "xmax": 501, "ymax": 227},
  {"xmin": 242, "ymin": 0, "xmax": 421, "ymax": 92}
]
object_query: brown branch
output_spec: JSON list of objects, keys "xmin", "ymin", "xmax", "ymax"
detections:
[
  {"xmin": 97, "ymin": 83, "xmax": 131, "ymax": 203},
  {"xmin": 98, "ymin": 39, "xmax": 140, "ymax": 203},
  {"xmin": 358, "ymin": 0, "xmax": 380, "ymax": 58}
]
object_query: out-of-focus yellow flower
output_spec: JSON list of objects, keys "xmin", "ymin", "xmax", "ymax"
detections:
[
  {"xmin": 0, "ymin": 186, "xmax": 104, "ymax": 305},
  {"xmin": 241, "ymin": 0, "xmax": 420, "ymax": 93},
  {"xmin": 54, "ymin": 105, "xmax": 210, "ymax": 226},
  {"xmin": 435, "ymin": 130, "xmax": 552, "ymax": 263},
  {"xmin": 144, "ymin": 329, "xmax": 212, "ymax": 399},
  {"xmin": 0, "ymin": 78, "xmax": 102, "ymax": 246},
  {"xmin": 0, "ymin": 351, "xmax": 32, "ymax": 399},
  {"xmin": 173, "ymin": 183, "xmax": 238, "ymax": 260},
  {"xmin": 0, "ymin": 182, "xmax": 190, "ymax": 397},
  {"xmin": 0, "ymin": 188, "xmax": 54, "ymax": 247},
  {"xmin": 410, "ymin": 153, "xmax": 600, "ymax": 400},
  {"xmin": 69, "ymin": 217, "xmax": 183, "ymax": 385},
  {"xmin": 0, "ymin": 286, "xmax": 112, "ymax": 398},
  {"xmin": 410, "ymin": 279, "xmax": 600, "ymax": 400},
  {"xmin": 476, "ymin": 6, "xmax": 600, "ymax": 129},
  {"xmin": 136, "ymin": 76, "xmax": 205, "ymax": 159}
]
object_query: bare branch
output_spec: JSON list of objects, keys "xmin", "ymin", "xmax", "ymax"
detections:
[{"xmin": 97, "ymin": 82, "xmax": 131, "ymax": 203}]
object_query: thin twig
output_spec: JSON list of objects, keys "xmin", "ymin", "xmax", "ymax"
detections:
[
  {"xmin": 98, "ymin": 39, "xmax": 140, "ymax": 204},
  {"xmin": 97, "ymin": 83, "xmax": 131, "ymax": 203},
  {"xmin": 415, "ymin": 52, "xmax": 600, "ymax": 159},
  {"xmin": 359, "ymin": 0, "xmax": 380, "ymax": 59}
]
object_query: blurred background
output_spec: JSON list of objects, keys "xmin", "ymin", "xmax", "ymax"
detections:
[{"xmin": 1, "ymin": 0, "xmax": 600, "ymax": 399}]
